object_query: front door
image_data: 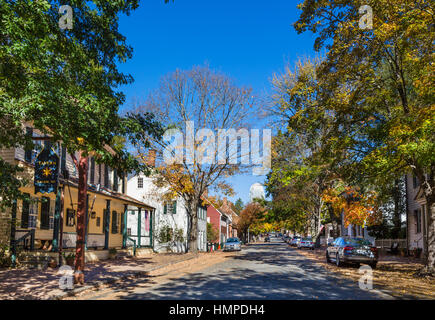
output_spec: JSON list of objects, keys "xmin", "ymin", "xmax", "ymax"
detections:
[{"xmin": 40, "ymin": 197, "xmax": 50, "ymax": 230}]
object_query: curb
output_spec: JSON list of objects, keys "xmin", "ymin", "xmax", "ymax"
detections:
[{"xmin": 49, "ymin": 254, "xmax": 202, "ymax": 300}]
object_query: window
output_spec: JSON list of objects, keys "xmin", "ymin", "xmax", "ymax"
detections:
[
  {"xmin": 40, "ymin": 197, "xmax": 50, "ymax": 230},
  {"xmin": 137, "ymin": 177, "xmax": 144, "ymax": 189},
  {"xmin": 21, "ymin": 194, "xmax": 30, "ymax": 228},
  {"xmin": 28, "ymin": 198, "xmax": 38, "ymax": 229},
  {"xmin": 415, "ymin": 209, "xmax": 422, "ymax": 233},
  {"xmin": 413, "ymin": 175, "xmax": 419, "ymax": 189},
  {"xmin": 66, "ymin": 209, "xmax": 76, "ymax": 227},
  {"xmin": 96, "ymin": 217, "xmax": 101, "ymax": 227},
  {"xmin": 111, "ymin": 211, "xmax": 119, "ymax": 234},
  {"xmin": 164, "ymin": 201, "xmax": 176, "ymax": 215}
]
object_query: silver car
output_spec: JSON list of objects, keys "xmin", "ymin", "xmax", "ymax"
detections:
[
  {"xmin": 326, "ymin": 237, "xmax": 378, "ymax": 268},
  {"xmin": 297, "ymin": 237, "xmax": 314, "ymax": 250},
  {"xmin": 290, "ymin": 236, "xmax": 301, "ymax": 246},
  {"xmin": 223, "ymin": 237, "xmax": 242, "ymax": 252}
]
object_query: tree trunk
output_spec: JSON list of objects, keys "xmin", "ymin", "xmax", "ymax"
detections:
[
  {"xmin": 74, "ymin": 154, "xmax": 88, "ymax": 285},
  {"xmin": 423, "ymin": 195, "xmax": 435, "ymax": 274},
  {"xmin": 392, "ymin": 179, "xmax": 402, "ymax": 239},
  {"xmin": 187, "ymin": 203, "xmax": 198, "ymax": 253}
]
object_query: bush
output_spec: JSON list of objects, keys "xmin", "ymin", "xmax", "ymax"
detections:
[
  {"xmin": 207, "ymin": 223, "xmax": 218, "ymax": 243},
  {"xmin": 0, "ymin": 243, "xmax": 11, "ymax": 268},
  {"xmin": 157, "ymin": 225, "xmax": 174, "ymax": 244}
]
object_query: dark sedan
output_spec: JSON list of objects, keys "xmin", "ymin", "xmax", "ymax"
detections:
[{"xmin": 326, "ymin": 237, "xmax": 378, "ymax": 268}]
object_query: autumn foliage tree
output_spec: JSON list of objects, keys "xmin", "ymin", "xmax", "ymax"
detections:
[
  {"xmin": 294, "ymin": 0, "xmax": 435, "ymax": 274},
  {"xmin": 235, "ymin": 202, "xmax": 266, "ymax": 242}
]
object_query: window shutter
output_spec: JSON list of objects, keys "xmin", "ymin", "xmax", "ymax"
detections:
[
  {"xmin": 163, "ymin": 203, "xmax": 167, "ymax": 214},
  {"xmin": 60, "ymin": 145, "xmax": 67, "ymax": 175},
  {"xmin": 112, "ymin": 211, "xmax": 118, "ymax": 234},
  {"xmin": 24, "ymin": 127, "xmax": 33, "ymax": 163},
  {"xmin": 21, "ymin": 194, "xmax": 30, "ymax": 228},
  {"xmin": 172, "ymin": 201, "xmax": 177, "ymax": 214},
  {"xmin": 113, "ymin": 169, "xmax": 118, "ymax": 191},
  {"xmin": 90, "ymin": 157, "xmax": 95, "ymax": 184}
]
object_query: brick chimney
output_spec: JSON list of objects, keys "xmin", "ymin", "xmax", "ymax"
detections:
[{"xmin": 146, "ymin": 149, "xmax": 156, "ymax": 167}]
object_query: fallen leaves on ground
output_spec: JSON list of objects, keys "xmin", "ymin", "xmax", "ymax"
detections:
[{"xmin": 296, "ymin": 247, "xmax": 435, "ymax": 300}]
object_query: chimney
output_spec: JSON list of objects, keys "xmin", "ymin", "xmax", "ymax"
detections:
[
  {"xmin": 146, "ymin": 149, "xmax": 156, "ymax": 167},
  {"xmin": 223, "ymin": 197, "xmax": 228, "ymax": 209}
]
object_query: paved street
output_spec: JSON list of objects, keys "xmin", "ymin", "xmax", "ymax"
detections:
[{"xmin": 72, "ymin": 237, "xmax": 393, "ymax": 300}]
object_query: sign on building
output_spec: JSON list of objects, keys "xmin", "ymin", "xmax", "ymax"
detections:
[{"xmin": 34, "ymin": 145, "xmax": 60, "ymax": 194}]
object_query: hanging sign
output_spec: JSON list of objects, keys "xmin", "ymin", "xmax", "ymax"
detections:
[{"xmin": 34, "ymin": 146, "xmax": 60, "ymax": 194}]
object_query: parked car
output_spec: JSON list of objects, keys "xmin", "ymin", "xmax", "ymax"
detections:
[
  {"xmin": 326, "ymin": 237, "xmax": 378, "ymax": 268},
  {"xmin": 290, "ymin": 236, "xmax": 301, "ymax": 246},
  {"xmin": 264, "ymin": 236, "xmax": 270, "ymax": 242},
  {"xmin": 223, "ymin": 237, "xmax": 242, "ymax": 252},
  {"xmin": 297, "ymin": 237, "xmax": 314, "ymax": 250},
  {"xmin": 283, "ymin": 235, "xmax": 290, "ymax": 243}
]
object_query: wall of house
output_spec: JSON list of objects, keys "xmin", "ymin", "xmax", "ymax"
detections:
[
  {"xmin": 207, "ymin": 206, "xmax": 221, "ymax": 242},
  {"xmin": 197, "ymin": 206, "xmax": 207, "ymax": 252},
  {"xmin": 0, "ymin": 148, "xmax": 19, "ymax": 244},
  {"xmin": 127, "ymin": 175, "xmax": 189, "ymax": 253},
  {"xmin": 406, "ymin": 174, "xmax": 425, "ymax": 250}
]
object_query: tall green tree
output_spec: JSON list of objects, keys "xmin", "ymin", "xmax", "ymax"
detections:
[
  {"xmin": 1, "ymin": 1, "xmax": 166, "ymax": 281},
  {"xmin": 232, "ymin": 198, "xmax": 244, "ymax": 215}
]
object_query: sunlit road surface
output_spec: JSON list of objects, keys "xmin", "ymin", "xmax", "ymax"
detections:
[{"xmin": 73, "ymin": 236, "xmax": 393, "ymax": 300}]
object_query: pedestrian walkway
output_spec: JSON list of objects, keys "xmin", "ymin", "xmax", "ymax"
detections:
[{"xmin": 0, "ymin": 252, "xmax": 204, "ymax": 300}]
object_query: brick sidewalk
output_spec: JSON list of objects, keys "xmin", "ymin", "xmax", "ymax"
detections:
[{"xmin": 0, "ymin": 252, "xmax": 211, "ymax": 300}]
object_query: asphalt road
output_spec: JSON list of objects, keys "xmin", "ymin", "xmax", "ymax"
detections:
[{"xmin": 80, "ymin": 237, "xmax": 393, "ymax": 300}]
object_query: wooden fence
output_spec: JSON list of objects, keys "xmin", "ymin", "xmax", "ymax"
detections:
[{"xmin": 374, "ymin": 239, "xmax": 407, "ymax": 249}]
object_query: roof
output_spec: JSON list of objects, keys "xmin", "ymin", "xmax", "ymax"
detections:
[{"xmin": 60, "ymin": 178, "xmax": 154, "ymax": 209}]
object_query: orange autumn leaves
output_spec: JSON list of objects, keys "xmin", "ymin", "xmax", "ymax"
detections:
[{"xmin": 322, "ymin": 186, "xmax": 381, "ymax": 228}]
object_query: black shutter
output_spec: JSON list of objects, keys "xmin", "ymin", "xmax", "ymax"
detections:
[
  {"xmin": 24, "ymin": 127, "xmax": 33, "ymax": 163},
  {"xmin": 40, "ymin": 197, "xmax": 50, "ymax": 230},
  {"xmin": 113, "ymin": 169, "xmax": 118, "ymax": 192},
  {"xmin": 60, "ymin": 145, "xmax": 67, "ymax": 176},
  {"xmin": 111, "ymin": 211, "xmax": 118, "ymax": 234},
  {"xmin": 90, "ymin": 157, "xmax": 95, "ymax": 184},
  {"xmin": 21, "ymin": 194, "xmax": 30, "ymax": 228},
  {"xmin": 104, "ymin": 165, "xmax": 109, "ymax": 188}
]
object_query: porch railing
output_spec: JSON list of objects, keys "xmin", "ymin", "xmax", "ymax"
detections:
[
  {"xmin": 15, "ymin": 229, "xmax": 35, "ymax": 251},
  {"xmin": 127, "ymin": 236, "xmax": 137, "ymax": 257}
]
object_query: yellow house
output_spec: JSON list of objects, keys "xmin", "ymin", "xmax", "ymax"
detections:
[{"xmin": 0, "ymin": 125, "xmax": 154, "ymax": 254}]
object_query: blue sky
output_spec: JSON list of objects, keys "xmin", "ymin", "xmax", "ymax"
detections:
[{"xmin": 117, "ymin": 0, "xmax": 317, "ymax": 205}]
